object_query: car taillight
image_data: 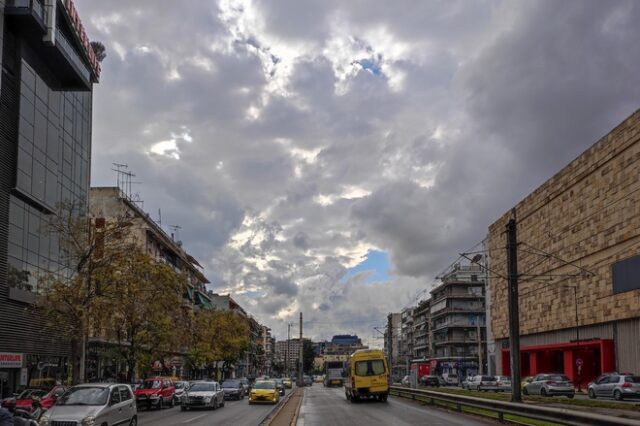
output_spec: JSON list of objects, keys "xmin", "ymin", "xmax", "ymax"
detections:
[{"xmin": 622, "ymin": 382, "xmax": 633, "ymax": 388}]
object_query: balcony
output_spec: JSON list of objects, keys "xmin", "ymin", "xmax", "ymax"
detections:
[
  {"xmin": 432, "ymin": 321, "xmax": 484, "ymax": 332},
  {"xmin": 6, "ymin": 0, "xmax": 46, "ymax": 22},
  {"xmin": 430, "ymin": 306, "xmax": 485, "ymax": 319}
]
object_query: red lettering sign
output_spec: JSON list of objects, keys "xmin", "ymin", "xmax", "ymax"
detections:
[{"xmin": 63, "ymin": 0, "xmax": 101, "ymax": 78}]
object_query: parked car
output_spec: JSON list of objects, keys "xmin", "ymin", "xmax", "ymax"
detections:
[
  {"xmin": 13, "ymin": 389, "xmax": 47, "ymax": 413},
  {"xmin": 521, "ymin": 376, "xmax": 534, "ymax": 390},
  {"xmin": 495, "ymin": 376, "xmax": 512, "ymax": 392},
  {"xmin": 420, "ymin": 376, "xmax": 440, "ymax": 387},
  {"xmin": 282, "ymin": 378, "xmax": 293, "ymax": 389},
  {"xmin": 467, "ymin": 375, "xmax": 498, "ymax": 391},
  {"xmin": 274, "ymin": 379, "xmax": 286, "ymax": 396},
  {"xmin": 523, "ymin": 374, "xmax": 574, "ymax": 398},
  {"xmin": 12, "ymin": 403, "xmax": 46, "ymax": 426},
  {"xmin": 39, "ymin": 383, "xmax": 137, "ymax": 426},
  {"xmin": 443, "ymin": 374, "xmax": 459, "ymax": 386},
  {"xmin": 135, "ymin": 377, "xmax": 175, "ymax": 409},
  {"xmin": 588, "ymin": 374, "xmax": 640, "ymax": 401},
  {"xmin": 249, "ymin": 380, "xmax": 279, "ymax": 404},
  {"xmin": 173, "ymin": 381, "xmax": 188, "ymax": 404},
  {"xmin": 181, "ymin": 381, "xmax": 225, "ymax": 410},
  {"xmin": 221, "ymin": 379, "xmax": 245, "ymax": 400},
  {"xmin": 303, "ymin": 375, "xmax": 313, "ymax": 386},
  {"xmin": 459, "ymin": 376, "xmax": 472, "ymax": 389}
]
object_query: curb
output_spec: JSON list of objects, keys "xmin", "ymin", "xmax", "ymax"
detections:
[
  {"xmin": 260, "ymin": 387, "xmax": 297, "ymax": 426},
  {"xmin": 289, "ymin": 388, "xmax": 304, "ymax": 426}
]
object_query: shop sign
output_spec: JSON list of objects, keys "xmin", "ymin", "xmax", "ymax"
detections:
[
  {"xmin": 0, "ymin": 353, "xmax": 23, "ymax": 368},
  {"xmin": 63, "ymin": 0, "xmax": 101, "ymax": 77}
]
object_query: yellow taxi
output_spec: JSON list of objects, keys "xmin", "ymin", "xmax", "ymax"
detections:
[
  {"xmin": 249, "ymin": 380, "xmax": 280, "ymax": 404},
  {"xmin": 282, "ymin": 378, "xmax": 293, "ymax": 389}
]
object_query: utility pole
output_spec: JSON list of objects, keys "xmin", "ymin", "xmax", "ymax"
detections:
[
  {"xmin": 506, "ymin": 215, "xmax": 522, "ymax": 402},
  {"xmin": 477, "ymin": 315, "xmax": 483, "ymax": 375},
  {"xmin": 299, "ymin": 312, "xmax": 303, "ymax": 387},
  {"xmin": 286, "ymin": 323, "xmax": 290, "ymax": 378}
]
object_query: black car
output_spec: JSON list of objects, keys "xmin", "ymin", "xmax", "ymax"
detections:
[
  {"xmin": 221, "ymin": 379, "xmax": 244, "ymax": 400},
  {"xmin": 420, "ymin": 376, "xmax": 440, "ymax": 387},
  {"xmin": 274, "ymin": 379, "xmax": 285, "ymax": 396}
]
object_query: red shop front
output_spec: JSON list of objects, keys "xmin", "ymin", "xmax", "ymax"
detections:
[{"xmin": 501, "ymin": 339, "xmax": 615, "ymax": 388}]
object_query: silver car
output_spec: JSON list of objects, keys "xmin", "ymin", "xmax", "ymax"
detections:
[
  {"xmin": 523, "ymin": 374, "xmax": 574, "ymax": 398},
  {"xmin": 495, "ymin": 375, "xmax": 512, "ymax": 392},
  {"xmin": 181, "ymin": 381, "xmax": 225, "ymax": 410},
  {"xmin": 588, "ymin": 374, "xmax": 640, "ymax": 401},
  {"xmin": 39, "ymin": 383, "xmax": 137, "ymax": 426},
  {"xmin": 467, "ymin": 375, "xmax": 498, "ymax": 391}
]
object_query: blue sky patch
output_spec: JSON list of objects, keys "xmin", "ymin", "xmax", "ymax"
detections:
[{"xmin": 342, "ymin": 250, "xmax": 391, "ymax": 284}]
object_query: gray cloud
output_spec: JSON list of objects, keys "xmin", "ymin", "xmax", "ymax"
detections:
[{"xmin": 75, "ymin": 0, "xmax": 640, "ymax": 343}]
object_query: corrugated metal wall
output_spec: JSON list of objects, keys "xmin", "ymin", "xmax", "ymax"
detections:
[{"xmin": 495, "ymin": 317, "xmax": 640, "ymax": 374}]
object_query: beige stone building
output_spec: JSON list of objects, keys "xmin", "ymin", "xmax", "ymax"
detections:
[{"xmin": 488, "ymin": 109, "xmax": 640, "ymax": 387}]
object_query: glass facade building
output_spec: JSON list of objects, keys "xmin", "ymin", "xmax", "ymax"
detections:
[{"xmin": 0, "ymin": 0, "xmax": 99, "ymax": 396}]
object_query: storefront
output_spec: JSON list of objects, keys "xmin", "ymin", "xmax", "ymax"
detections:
[
  {"xmin": 501, "ymin": 339, "xmax": 615, "ymax": 388},
  {"xmin": 0, "ymin": 353, "xmax": 26, "ymax": 398}
]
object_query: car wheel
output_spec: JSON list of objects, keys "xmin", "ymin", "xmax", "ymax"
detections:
[
  {"xmin": 170, "ymin": 397, "xmax": 175, "ymax": 408},
  {"xmin": 212, "ymin": 399, "xmax": 218, "ymax": 410},
  {"xmin": 567, "ymin": 394, "xmax": 574, "ymax": 399},
  {"xmin": 614, "ymin": 390, "xmax": 623, "ymax": 401},
  {"xmin": 540, "ymin": 388, "xmax": 547, "ymax": 397},
  {"xmin": 523, "ymin": 387, "xmax": 529, "ymax": 396},
  {"xmin": 588, "ymin": 389, "xmax": 596, "ymax": 399},
  {"xmin": 346, "ymin": 391, "xmax": 351, "ymax": 401},
  {"xmin": 380, "ymin": 394, "xmax": 388, "ymax": 402},
  {"xmin": 158, "ymin": 399, "xmax": 163, "ymax": 410},
  {"xmin": 220, "ymin": 398, "xmax": 225, "ymax": 407},
  {"xmin": 129, "ymin": 416, "xmax": 137, "ymax": 426}
]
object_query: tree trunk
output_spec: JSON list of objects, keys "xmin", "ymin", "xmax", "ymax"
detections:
[{"xmin": 70, "ymin": 338, "xmax": 83, "ymax": 385}]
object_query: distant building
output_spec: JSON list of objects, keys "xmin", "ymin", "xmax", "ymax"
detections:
[
  {"xmin": 275, "ymin": 338, "xmax": 310, "ymax": 375},
  {"xmin": 324, "ymin": 334, "xmax": 367, "ymax": 356},
  {"xmin": 412, "ymin": 299, "xmax": 431, "ymax": 360},
  {"xmin": 430, "ymin": 264, "xmax": 486, "ymax": 378}
]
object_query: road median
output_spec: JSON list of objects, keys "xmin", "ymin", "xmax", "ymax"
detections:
[{"xmin": 262, "ymin": 387, "xmax": 304, "ymax": 426}]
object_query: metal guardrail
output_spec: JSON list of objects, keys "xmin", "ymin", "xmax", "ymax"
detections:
[{"xmin": 389, "ymin": 386, "xmax": 640, "ymax": 426}]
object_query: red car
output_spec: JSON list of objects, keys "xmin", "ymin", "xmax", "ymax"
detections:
[
  {"xmin": 135, "ymin": 378, "xmax": 175, "ymax": 410},
  {"xmin": 13, "ymin": 389, "xmax": 48, "ymax": 412},
  {"xmin": 38, "ymin": 386, "xmax": 67, "ymax": 410}
]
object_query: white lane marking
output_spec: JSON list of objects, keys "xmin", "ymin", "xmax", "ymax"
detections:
[{"xmin": 182, "ymin": 413, "xmax": 209, "ymax": 423}]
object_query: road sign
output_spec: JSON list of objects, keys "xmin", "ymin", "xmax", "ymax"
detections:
[
  {"xmin": 37, "ymin": 361, "xmax": 45, "ymax": 371},
  {"xmin": 575, "ymin": 358, "xmax": 583, "ymax": 367}
]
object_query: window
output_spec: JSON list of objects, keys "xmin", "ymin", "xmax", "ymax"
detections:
[
  {"xmin": 119, "ymin": 386, "xmax": 132, "ymax": 401},
  {"xmin": 612, "ymin": 255, "xmax": 640, "ymax": 294},
  {"xmin": 110, "ymin": 388, "xmax": 121, "ymax": 404},
  {"xmin": 354, "ymin": 360, "xmax": 386, "ymax": 376}
]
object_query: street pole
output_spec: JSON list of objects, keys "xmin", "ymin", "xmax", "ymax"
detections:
[
  {"xmin": 299, "ymin": 312, "xmax": 303, "ymax": 387},
  {"xmin": 287, "ymin": 323, "xmax": 290, "ymax": 378},
  {"xmin": 573, "ymin": 286, "xmax": 581, "ymax": 392},
  {"xmin": 506, "ymin": 215, "xmax": 522, "ymax": 402},
  {"xmin": 477, "ymin": 315, "xmax": 483, "ymax": 375}
]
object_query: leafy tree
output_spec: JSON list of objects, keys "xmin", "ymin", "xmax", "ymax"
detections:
[
  {"xmin": 103, "ymin": 249, "xmax": 188, "ymax": 382},
  {"xmin": 90, "ymin": 41, "xmax": 107, "ymax": 62},
  {"xmin": 187, "ymin": 310, "xmax": 250, "ymax": 380},
  {"xmin": 303, "ymin": 340, "xmax": 315, "ymax": 374},
  {"xmin": 37, "ymin": 202, "xmax": 134, "ymax": 384}
]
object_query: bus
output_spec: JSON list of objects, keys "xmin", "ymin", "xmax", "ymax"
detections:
[{"xmin": 324, "ymin": 361, "xmax": 345, "ymax": 387}]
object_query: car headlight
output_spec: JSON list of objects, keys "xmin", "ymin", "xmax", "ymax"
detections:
[
  {"xmin": 82, "ymin": 416, "xmax": 96, "ymax": 426},
  {"xmin": 204, "ymin": 396, "xmax": 212, "ymax": 402},
  {"xmin": 40, "ymin": 416, "xmax": 49, "ymax": 426}
]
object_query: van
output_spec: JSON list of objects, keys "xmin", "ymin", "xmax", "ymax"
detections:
[{"xmin": 344, "ymin": 349, "xmax": 389, "ymax": 402}]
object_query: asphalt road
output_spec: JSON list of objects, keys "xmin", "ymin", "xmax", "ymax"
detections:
[
  {"xmin": 296, "ymin": 385, "xmax": 497, "ymax": 426},
  {"xmin": 137, "ymin": 394, "xmax": 281, "ymax": 426}
]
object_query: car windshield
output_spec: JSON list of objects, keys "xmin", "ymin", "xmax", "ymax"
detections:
[
  {"xmin": 139, "ymin": 380, "xmax": 162, "ymax": 389},
  {"xmin": 254, "ymin": 381, "xmax": 275, "ymax": 389},
  {"xmin": 175, "ymin": 382, "xmax": 186, "ymax": 389},
  {"xmin": 222, "ymin": 380, "xmax": 240, "ymax": 388},
  {"xmin": 497, "ymin": 376, "xmax": 510, "ymax": 381},
  {"xmin": 57, "ymin": 387, "xmax": 109, "ymax": 406},
  {"xmin": 481, "ymin": 376, "xmax": 494, "ymax": 381},
  {"xmin": 189, "ymin": 383, "xmax": 215, "ymax": 392}
]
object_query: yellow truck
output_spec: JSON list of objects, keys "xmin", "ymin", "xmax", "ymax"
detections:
[{"xmin": 344, "ymin": 349, "xmax": 389, "ymax": 402}]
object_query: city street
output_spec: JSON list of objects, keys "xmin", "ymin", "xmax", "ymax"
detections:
[
  {"xmin": 296, "ymin": 386, "xmax": 497, "ymax": 426},
  {"xmin": 137, "ymin": 396, "xmax": 280, "ymax": 426}
]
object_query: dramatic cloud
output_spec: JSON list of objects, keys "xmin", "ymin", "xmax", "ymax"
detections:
[{"xmin": 76, "ymin": 0, "xmax": 640, "ymax": 345}]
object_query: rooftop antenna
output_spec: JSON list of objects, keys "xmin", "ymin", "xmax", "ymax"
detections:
[
  {"xmin": 169, "ymin": 225, "xmax": 182, "ymax": 242},
  {"xmin": 111, "ymin": 163, "xmax": 128, "ymax": 194}
]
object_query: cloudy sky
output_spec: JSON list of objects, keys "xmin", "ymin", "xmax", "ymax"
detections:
[{"xmin": 76, "ymin": 0, "xmax": 640, "ymax": 346}]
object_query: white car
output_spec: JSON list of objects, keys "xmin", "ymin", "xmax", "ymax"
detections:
[
  {"xmin": 181, "ymin": 381, "xmax": 225, "ymax": 410},
  {"xmin": 40, "ymin": 383, "xmax": 137, "ymax": 426}
]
